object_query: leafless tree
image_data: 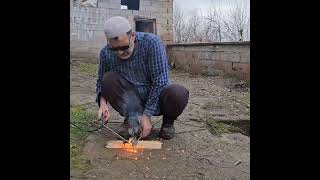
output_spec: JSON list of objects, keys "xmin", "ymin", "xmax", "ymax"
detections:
[
  {"xmin": 173, "ymin": 6, "xmax": 186, "ymax": 43},
  {"xmin": 184, "ymin": 9, "xmax": 203, "ymax": 42},
  {"xmin": 205, "ymin": 4, "xmax": 225, "ymax": 42},
  {"xmin": 173, "ymin": 0, "xmax": 250, "ymax": 42},
  {"xmin": 223, "ymin": 0, "xmax": 250, "ymax": 41}
]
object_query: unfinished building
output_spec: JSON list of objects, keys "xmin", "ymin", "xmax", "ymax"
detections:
[
  {"xmin": 70, "ymin": 0, "xmax": 173, "ymax": 59},
  {"xmin": 70, "ymin": 0, "xmax": 250, "ymax": 82}
]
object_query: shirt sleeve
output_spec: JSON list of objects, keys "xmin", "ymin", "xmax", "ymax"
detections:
[
  {"xmin": 143, "ymin": 35, "xmax": 169, "ymax": 116},
  {"xmin": 96, "ymin": 48, "xmax": 108, "ymax": 107}
]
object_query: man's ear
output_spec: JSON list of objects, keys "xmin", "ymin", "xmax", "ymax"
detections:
[{"xmin": 131, "ymin": 31, "xmax": 136, "ymax": 38}]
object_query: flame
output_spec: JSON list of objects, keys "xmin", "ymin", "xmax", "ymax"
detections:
[
  {"xmin": 120, "ymin": 142, "xmax": 142, "ymax": 154},
  {"xmin": 125, "ymin": 148, "xmax": 138, "ymax": 153}
]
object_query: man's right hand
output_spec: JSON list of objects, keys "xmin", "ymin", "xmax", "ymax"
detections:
[{"xmin": 97, "ymin": 97, "xmax": 110, "ymax": 124}]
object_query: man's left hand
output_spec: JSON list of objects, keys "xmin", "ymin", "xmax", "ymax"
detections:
[{"xmin": 140, "ymin": 114, "xmax": 152, "ymax": 138}]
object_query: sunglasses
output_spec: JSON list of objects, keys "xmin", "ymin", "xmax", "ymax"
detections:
[
  {"xmin": 110, "ymin": 33, "xmax": 132, "ymax": 52},
  {"xmin": 111, "ymin": 45, "xmax": 129, "ymax": 51}
]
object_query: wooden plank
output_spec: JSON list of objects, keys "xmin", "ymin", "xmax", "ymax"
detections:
[{"xmin": 105, "ymin": 140, "xmax": 162, "ymax": 149}]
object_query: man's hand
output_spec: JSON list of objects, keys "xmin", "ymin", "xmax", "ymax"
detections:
[
  {"xmin": 97, "ymin": 96, "xmax": 110, "ymax": 123},
  {"xmin": 140, "ymin": 114, "xmax": 152, "ymax": 138}
]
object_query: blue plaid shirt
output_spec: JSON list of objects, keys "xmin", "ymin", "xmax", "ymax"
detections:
[{"xmin": 96, "ymin": 32, "xmax": 170, "ymax": 116}]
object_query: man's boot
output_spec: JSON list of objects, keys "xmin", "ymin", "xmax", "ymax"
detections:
[{"xmin": 159, "ymin": 117, "xmax": 175, "ymax": 139}]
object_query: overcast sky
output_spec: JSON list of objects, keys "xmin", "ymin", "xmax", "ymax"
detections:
[{"xmin": 174, "ymin": 0, "xmax": 250, "ymax": 16}]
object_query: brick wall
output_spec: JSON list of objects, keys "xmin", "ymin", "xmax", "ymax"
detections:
[
  {"xmin": 167, "ymin": 42, "xmax": 250, "ymax": 82},
  {"xmin": 70, "ymin": 0, "xmax": 173, "ymax": 61}
]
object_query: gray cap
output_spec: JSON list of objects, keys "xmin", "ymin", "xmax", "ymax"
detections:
[{"xmin": 104, "ymin": 16, "xmax": 132, "ymax": 39}]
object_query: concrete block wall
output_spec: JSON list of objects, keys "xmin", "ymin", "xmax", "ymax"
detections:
[
  {"xmin": 167, "ymin": 42, "xmax": 250, "ymax": 82},
  {"xmin": 70, "ymin": 0, "xmax": 173, "ymax": 61}
]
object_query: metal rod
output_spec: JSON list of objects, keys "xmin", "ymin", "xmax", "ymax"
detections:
[{"xmin": 102, "ymin": 124, "xmax": 129, "ymax": 143}]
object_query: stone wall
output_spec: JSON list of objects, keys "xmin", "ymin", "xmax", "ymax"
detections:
[{"xmin": 167, "ymin": 42, "xmax": 250, "ymax": 82}]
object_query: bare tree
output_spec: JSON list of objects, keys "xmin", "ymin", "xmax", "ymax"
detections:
[
  {"xmin": 246, "ymin": 14, "xmax": 250, "ymax": 41},
  {"xmin": 173, "ymin": 6, "xmax": 185, "ymax": 43},
  {"xmin": 185, "ymin": 9, "xmax": 206, "ymax": 42},
  {"xmin": 205, "ymin": 4, "xmax": 225, "ymax": 42},
  {"xmin": 223, "ymin": 0, "xmax": 249, "ymax": 41},
  {"xmin": 201, "ymin": 18, "xmax": 213, "ymax": 42},
  {"xmin": 173, "ymin": 0, "xmax": 250, "ymax": 42}
]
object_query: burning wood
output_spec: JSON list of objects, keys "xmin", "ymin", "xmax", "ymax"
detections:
[{"xmin": 105, "ymin": 140, "xmax": 162, "ymax": 149}]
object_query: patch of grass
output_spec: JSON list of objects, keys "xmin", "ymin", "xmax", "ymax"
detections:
[
  {"xmin": 204, "ymin": 117, "xmax": 228, "ymax": 137},
  {"xmin": 70, "ymin": 106, "xmax": 96, "ymax": 172},
  {"xmin": 70, "ymin": 106, "xmax": 95, "ymax": 139},
  {"xmin": 79, "ymin": 63, "xmax": 97, "ymax": 76},
  {"xmin": 70, "ymin": 144, "xmax": 93, "ymax": 172},
  {"xmin": 204, "ymin": 117, "xmax": 251, "ymax": 137},
  {"xmin": 220, "ymin": 120, "xmax": 250, "ymax": 136}
]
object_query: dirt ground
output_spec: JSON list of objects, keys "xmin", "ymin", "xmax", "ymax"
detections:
[{"xmin": 70, "ymin": 60, "xmax": 250, "ymax": 180}]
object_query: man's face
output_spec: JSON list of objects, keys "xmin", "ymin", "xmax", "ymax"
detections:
[{"xmin": 108, "ymin": 32, "xmax": 135, "ymax": 59}]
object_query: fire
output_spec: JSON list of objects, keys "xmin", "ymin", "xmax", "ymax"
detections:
[
  {"xmin": 124, "ymin": 148, "xmax": 138, "ymax": 153},
  {"xmin": 120, "ymin": 142, "xmax": 141, "ymax": 154},
  {"xmin": 115, "ymin": 143, "xmax": 146, "ymax": 161}
]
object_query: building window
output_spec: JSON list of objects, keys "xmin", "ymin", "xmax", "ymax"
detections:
[
  {"xmin": 121, "ymin": 0, "xmax": 140, "ymax": 10},
  {"xmin": 135, "ymin": 17, "xmax": 157, "ymax": 34}
]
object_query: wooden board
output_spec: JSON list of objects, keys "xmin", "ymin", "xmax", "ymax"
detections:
[{"xmin": 105, "ymin": 140, "xmax": 162, "ymax": 149}]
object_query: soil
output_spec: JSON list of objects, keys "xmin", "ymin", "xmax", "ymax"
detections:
[{"xmin": 70, "ymin": 60, "xmax": 250, "ymax": 180}]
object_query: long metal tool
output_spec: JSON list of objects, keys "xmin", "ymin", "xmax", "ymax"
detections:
[
  {"xmin": 99, "ymin": 115, "xmax": 144, "ymax": 146},
  {"xmin": 102, "ymin": 124, "xmax": 129, "ymax": 143}
]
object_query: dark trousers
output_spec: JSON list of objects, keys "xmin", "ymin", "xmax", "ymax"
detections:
[{"xmin": 101, "ymin": 71, "xmax": 189, "ymax": 126}]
